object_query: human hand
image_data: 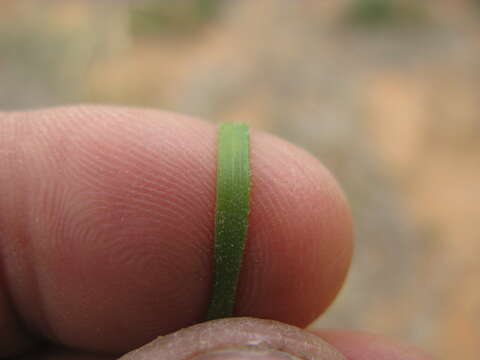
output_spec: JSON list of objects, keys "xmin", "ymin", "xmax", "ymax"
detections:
[{"xmin": 0, "ymin": 107, "xmax": 432, "ymax": 359}]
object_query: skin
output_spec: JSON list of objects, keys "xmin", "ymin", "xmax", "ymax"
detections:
[{"xmin": 0, "ymin": 106, "xmax": 433, "ymax": 360}]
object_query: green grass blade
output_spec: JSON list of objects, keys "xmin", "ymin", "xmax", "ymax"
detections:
[{"xmin": 206, "ymin": 122, "xmax": 251, "ymax": 320}]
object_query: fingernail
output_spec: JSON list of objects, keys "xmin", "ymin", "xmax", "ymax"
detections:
[{"xmin": 192, "ymin": 347, "xmax": 300, "ymax": 360}]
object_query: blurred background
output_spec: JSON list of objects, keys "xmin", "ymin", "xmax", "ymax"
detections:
[{"xmin": 1, "ymin": 0, "xmax": 479, "ymax": 358}]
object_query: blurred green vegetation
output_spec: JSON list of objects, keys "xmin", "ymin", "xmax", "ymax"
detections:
[
  {"xmin": 130, "ymin": 0, "xmax": 222, "ymax": 37},
  {"xmin": 346, "ymin": 0, "xmax": 427, "ymax": 28}
]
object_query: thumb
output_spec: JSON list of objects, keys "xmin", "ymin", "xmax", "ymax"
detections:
[
  {"xmin": 119, "ymin": 318, "xmax": 434, "ymax": 360},
  {"xmin": 119, "ymin": 318, "xmax": 345, "ymax": 360}
]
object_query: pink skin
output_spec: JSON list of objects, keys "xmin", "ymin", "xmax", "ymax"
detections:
[
  {"xmin": 0, "ymin": 107, "xmax": 432, "ymax": 360},
  {"xmin": 118, "ymin": 318, "xmax": 346, "ymax": 360}
]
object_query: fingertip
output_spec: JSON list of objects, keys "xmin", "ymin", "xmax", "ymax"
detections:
[
  {"xmin": 119, "ymin": 318, "xmax": 346, "ymax": 360},
  {"xmin": 236, "ymin": 130, "xmax": 353, "ymax": 325},
  {"xmin": 0, "ymin": 107, "xmax": 353, "ymax": 354}
]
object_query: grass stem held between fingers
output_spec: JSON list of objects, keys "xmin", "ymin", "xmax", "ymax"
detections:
[{"xmin": 206, "ymin": 122, "xmax": 251, "ymax": 320}]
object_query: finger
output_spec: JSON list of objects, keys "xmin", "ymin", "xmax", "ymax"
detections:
[
  {"xmin": 118, "ymin": 318, "xmax": 346, "ymax": 360},
  {"xmin": 313, "ymin": 329, "xmax": 434, "ymax": 360},
  {"xmin": 0, "ymin": 106, "xmax": 352, "ymax": 355}
]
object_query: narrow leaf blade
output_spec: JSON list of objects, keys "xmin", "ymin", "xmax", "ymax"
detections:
[{"xmin": 207, "ymin": 122, "xmax": 251, "ymax": 320}]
